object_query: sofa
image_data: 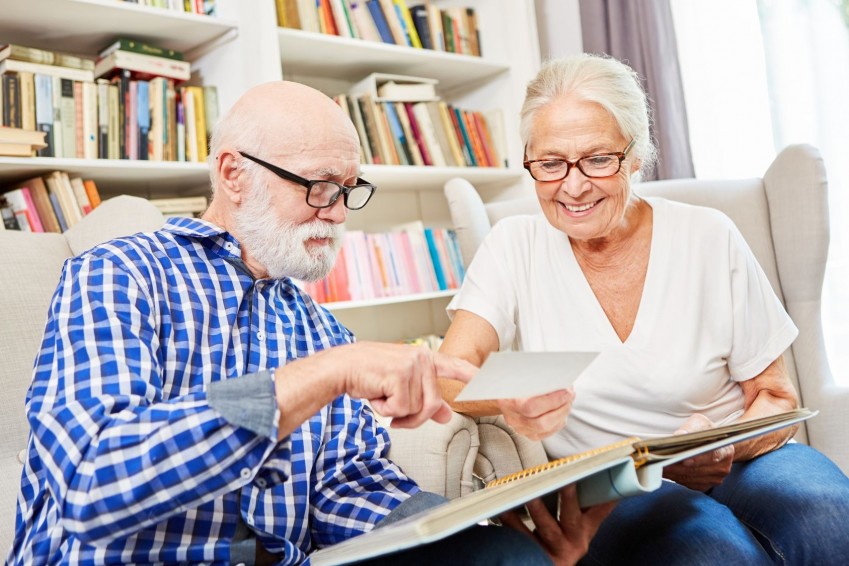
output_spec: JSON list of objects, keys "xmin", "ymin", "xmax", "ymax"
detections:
[{"xmin": 443, "ymin": 143, "xmax": 849, "ymax": 479}]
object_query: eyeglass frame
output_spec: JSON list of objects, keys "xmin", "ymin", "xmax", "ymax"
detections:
[
  {"xmin": 238, "ymin": 151, "xmax": 377, "ymax": 210},
  {"xmin": 522, "ymin": 138, "xmax": 636, "ymax": 182}
]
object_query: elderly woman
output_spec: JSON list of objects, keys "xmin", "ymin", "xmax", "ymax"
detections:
[{"xmin": 440, "ymin": 54, "xmax": 849, "ymax": 565}]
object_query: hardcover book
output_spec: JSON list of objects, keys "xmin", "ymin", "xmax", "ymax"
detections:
[{"xmin": 309, "ymin": 409, "xmax": 816, "ymax": 566}]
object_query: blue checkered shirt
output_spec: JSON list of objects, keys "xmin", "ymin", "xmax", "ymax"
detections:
[{"xmin": 8, "ymin": 217, "xmax": 418, "ymax": 565}]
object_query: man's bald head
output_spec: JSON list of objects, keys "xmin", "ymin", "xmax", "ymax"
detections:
[{"xmin": 208, "ymin": 81, "xmax": 359, "ymax": 188}]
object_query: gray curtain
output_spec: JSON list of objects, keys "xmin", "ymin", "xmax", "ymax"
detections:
[{"xmin": 579, "ymin": 0, "xmax": 695, "ymax": 180}]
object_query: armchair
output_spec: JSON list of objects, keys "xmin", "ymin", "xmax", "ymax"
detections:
[
  {"xmin": 0, "ymin": 195, "xmax": 481, "ymax": 553},
  {"xmin": 444, "ymin": 144, "xmax": 849, "ymax": 480}
]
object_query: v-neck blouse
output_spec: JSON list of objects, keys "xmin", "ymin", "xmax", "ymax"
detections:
[{"xmin": 447, "ymin": 197, "xmax": 798, "ymax": 456}]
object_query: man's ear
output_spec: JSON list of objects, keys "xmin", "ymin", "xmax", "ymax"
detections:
[{"xmin": 216, "ymin": 150, "xmax": 246, "ymax": 204}]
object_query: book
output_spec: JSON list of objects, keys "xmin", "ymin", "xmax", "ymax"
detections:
[
  {"xmin": 0, "ymin": 58, "xmax": 94, "ymax": 83},
  {"xmin": 0, "ymin": 44, "xmax": 95, "ymax": 71},
  {"xmin": 0, "ymin": 126, "xmax": 47, "ymax": 146},
  {"xmin": 308, "ymin": 408, "xmax": 816, "ymax": 565},
  {"xmin": 94, "ymin": 50, "xmax": 191, "ymax": 82},
  {"xmin": 98, "ymin": 39, "xmax": 184, "ymax": 62},
  {"xmin": 350, "ymin": 72, "xmax": 439, "ymax": 102}
]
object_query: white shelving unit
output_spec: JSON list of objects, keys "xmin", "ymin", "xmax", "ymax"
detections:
[
  {"xmin": 0, "ymin": 0, "xmax": 238, "ymax": 197},
  {"xmin": 2, "ymin": 0, "xmax": 543, "ymax": 342}
]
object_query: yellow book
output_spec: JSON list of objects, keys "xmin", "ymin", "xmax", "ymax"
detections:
[
  {"xmin": 188, "ymin": 86, "xmax": 208, "ymax": 162},
  {"xmin": 393, "ymin": 0, "xmax": 422, "ymax": 48}
]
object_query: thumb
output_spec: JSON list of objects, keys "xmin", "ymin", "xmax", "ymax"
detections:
[{"xmin": 432, "ymin": 352, "xmax": 478, "ymax": 384}]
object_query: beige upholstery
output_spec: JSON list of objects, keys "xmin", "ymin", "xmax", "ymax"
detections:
[
  {"xmin": 444, "ymin": 144, "xmax": 849, "ymax": 478},
  {"xmin": 0, "ymin": 195, "xmax": 482, "ymax": 554},
  {"xmin": 0, "ymin": 196, "xmax": 166, "ymax": 554}
]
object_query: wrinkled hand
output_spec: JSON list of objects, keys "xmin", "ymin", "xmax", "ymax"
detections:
[
  {"xmin": 340, "ymin": 342, "xmax": 477, "ymax": 428},
  {"xmin": 499, "ymin": 484, "xmax": 616, "ymax": 565},
  {"xmin": 663, "ymin": 413, "xmax": 734, "ymax": 491},
  {"xmin": 498, "ymin": 389, "xmax": 575, "ymax": 440}
]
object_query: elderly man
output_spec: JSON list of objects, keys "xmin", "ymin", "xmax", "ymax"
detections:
[{"xmin": 8, "ymin": 82, "xmax": 605, "ymax": 566}]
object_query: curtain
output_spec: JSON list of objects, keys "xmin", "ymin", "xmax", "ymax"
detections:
[{"xmin": 579, "ymin": 0, "xmax": 694, "ymax": 180}]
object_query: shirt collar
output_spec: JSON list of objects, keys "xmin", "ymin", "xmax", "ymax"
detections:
[{"xmin": 161, "ymin": 216, "xmax": 244, "ymax": 260}]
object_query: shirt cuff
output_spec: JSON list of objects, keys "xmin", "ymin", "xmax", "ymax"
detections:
[{"xmin": 208, "ymin": 370, "xmax": 278, "ymax": 439}]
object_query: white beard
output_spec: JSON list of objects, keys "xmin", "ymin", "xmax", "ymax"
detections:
[{"xmin": 233, "ymin": 177, "xmax": 344, "ymax": 281}]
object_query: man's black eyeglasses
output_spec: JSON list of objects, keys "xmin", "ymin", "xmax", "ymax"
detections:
[
  {"xmin": 523, "ymin": 139, "xmax": 636, "ymax": 182},
  {"xmin": 239, "ymin": 151, "xmax": 376, "ymax": 210}
]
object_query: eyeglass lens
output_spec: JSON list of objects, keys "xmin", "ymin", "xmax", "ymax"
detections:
[{"xmin": 307, "ymin": 182, "xmax": 373, "ymax": 209}]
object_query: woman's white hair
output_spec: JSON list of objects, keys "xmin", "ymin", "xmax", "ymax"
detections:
[{"xmin": 519, "ymin": 53, "xmax": 657, "ymax": 174}]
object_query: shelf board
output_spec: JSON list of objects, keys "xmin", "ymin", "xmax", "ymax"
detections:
[
  {"xmin": 0, "ymin": 158, "xmax": 523, "ymax": 195},
  {"xmin": 362, "ymin": 165, "xmax": 523, "ymax": 191},
  {"xmin": 0, "ymin": 0, "xmax": 238, "ymax": 56},
  {"xmin": 0, "ymin": 157, "xmax": 210, "ymax": 195},
  {"xmin": 322, "ymin": 290, "xmax": 457, "ymax": 311},
  {"xmin": 277, "ymin": 28, "xmax": 509, "ymax": 91}
]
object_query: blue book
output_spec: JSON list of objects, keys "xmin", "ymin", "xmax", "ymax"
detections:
[
  {"xmin": 33, "ymin": 75, "xmax": 54, "ymax": 158},
  {"xmin": 47, "ymin": 192, "xmax": 68, "ymax": 232},
  {"xmin": 452, "ymin": 106, "xmax": 477, "ymax": 166},
  {"xmin": 409, "ymin": 5, "xmax": 432, "ymax": 50},
  {"xmin": 423, "ymin": 228, "xmax": 447, "ymax": 291},
  {"xmin": 366, "ymin": 0, "xmax": 396, "ymax": 44},
  {"xmin": 136, "ymin": 81, "xmax": 150, "ymax": 161},
  {"xmin": 445, "ymin": 229, "xmax": 466, "ymax": 282},
  {"xmin": 381, "ymin": 102, "xmax": 411, "ymax": 165}
]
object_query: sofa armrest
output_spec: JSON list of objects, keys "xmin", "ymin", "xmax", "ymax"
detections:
[
  {"xmin": 473, "ymin": 416, "xmax": 548, "ymax": 486},
  {"xmin": 386, "ymin": 411, "xmax": 480, "ymax": 500}
]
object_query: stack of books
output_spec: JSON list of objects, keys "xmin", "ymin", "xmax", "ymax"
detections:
[
  {"xmin": 0, "ymin": 126, "xmax": 47, "ymax": 157},
  {"xmin": 276, "ymin": 1, "xmax": 482, "ymax": 56},
  {"xmin": 0, "ymin": 172, "xmax": 101, "ymax": 233},
  {"xmin": 0, "ymin": 41, "xmax": 219, "ymax": 163},
  {"xmin": 148, "ymin": 195, "xmax": 208, "ymax": 218}
]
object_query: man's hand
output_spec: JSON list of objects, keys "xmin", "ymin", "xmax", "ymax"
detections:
[
  {"xmin": 341, "ymin": 342, "xmax": 477, "ymax": 428},
  {"xmin": 497, "ymin": 389, "xmax": 575, "ymax": 440},
  {"xmin": 662, "ymin": 413, "xmax": 734, "ymax": 491},
  {"xmin": 274, "ymin": 342, "xmax": 477, "ymax": 438},
  {"xmin": 499, "ymin": 484, "xmax": 616, "ymax": 565}
]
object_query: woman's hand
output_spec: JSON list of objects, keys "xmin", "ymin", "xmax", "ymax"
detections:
[
  {"xmin": 662, "ymin": 413, "xmax": 734, "ymax": 491},
  {"xmin": 499, "ymin": 484, "xmax": 616, "ymax": 565},
  {"xmin": 497, "ymin": 388, "xmax": 575, "ymax": 440}
]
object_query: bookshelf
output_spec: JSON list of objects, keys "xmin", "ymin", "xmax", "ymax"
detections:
[
  {"xmin": 0, "ymin": 0, "xmax": 237, "ymax": 198},
  {"xmin": 1, "ymin": 0, "xmax": 542, "ymax": 342}
]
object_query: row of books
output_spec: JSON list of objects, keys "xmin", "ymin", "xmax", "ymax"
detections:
[
  {"xmin": 300, "ymin": 224, "xmax": 466, "ymax": 303},
  {"xmin": 1, "ymin": 41, "xmax": 216, "ymax": 162},
  {"xmin": 277, "ymin": 1, "xmax": 482, "ymax": 56},
  {"xmin": 121, "ymin": 0, "xmax": 217, "ymax": 16},
  {"xmin": 0, "ymin": 172, "xmax": 102, "ymax": 233},
  {"xmin": 336, "ymin": 93, "xmax": 505, "ymax": 168},
  {"xmin": 0, "ymin": 72, "xmax": 216, "ymax": 162}
]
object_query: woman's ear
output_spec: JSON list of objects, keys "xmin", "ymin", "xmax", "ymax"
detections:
[{"xmin": 631, "ymin": 158, "xmax": 641, "ymax": 174}]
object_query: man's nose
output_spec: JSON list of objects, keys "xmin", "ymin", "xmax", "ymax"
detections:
[{"xmin": 317, "ymin": 195, "xmax": 348, "ymax": 224}]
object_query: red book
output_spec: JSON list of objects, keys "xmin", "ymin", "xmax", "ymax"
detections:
[{"xmin": 403, "ymin": 102, "xmax": 432, "ymax": 166}]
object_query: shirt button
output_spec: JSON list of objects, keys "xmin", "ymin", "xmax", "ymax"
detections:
[
  {"xmin": 240, "ymin": 467, "xmax": 252, "ymax": 480},
  {"xmin": 257, "ymin": 330, "xmax": 265, "ymax": 341},
  {"xmin": 224, "ymin": 242, "xmax": 236, "ymax": 252},
  {"xmin": 246, "ymin": 515, "xmax": 255, "ymax": 526},
  {"xmin": 235, "ymin": 563, "xmax": 246, "ymax": 566},
  {"xmin": 255, "ymin": 477, "xmax": 267, "ymax": 489},
  {"xmin": 17, "ymin": 449, "xmax": 26, "ymax": 464}
]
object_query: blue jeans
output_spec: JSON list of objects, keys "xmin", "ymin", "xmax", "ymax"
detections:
[
  {"xmin": 580, "ymin": 443, "xmax": 849, "ymax": 565},
  {"xmin": 355, "ymin": 492, "xmax": 553, "ymax": 565}
]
